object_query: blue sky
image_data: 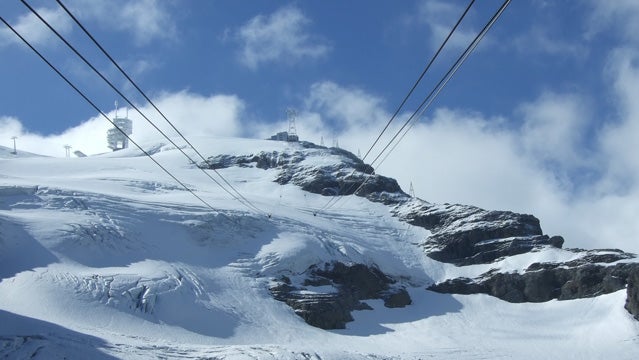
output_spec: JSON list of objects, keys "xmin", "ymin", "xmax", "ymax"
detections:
[
  {"xmin": 1, "ymin": 0, "xmax": 639, "ymax": 253},
  {"xmin": 0, "ymin": 0, "xmax": 609, "ymax": 134}
]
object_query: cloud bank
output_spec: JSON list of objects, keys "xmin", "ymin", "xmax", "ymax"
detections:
[
  {"xmin": 2, "ymin": 67, "xmax": 638, "ymax": 254},
  {"xmin": 232, "ymin": 5, "xmax": 330, "ymax": 69},
  {"xmin": 290, "ymin": 72, "xmax": 639, "ymax": 254},
  {"xmin": 0, "ymin": 0, "xmax": 176, "ymax": 50},
  {"xmin": 0, "ymin": 91, "xmax": 245, "ymax": 157},
  {"xmin": 410, "ymin": 0, "xmax": 479, "ymax": 51},
  {"xmin": 68, "ymin": 0, "xmax": 177, "ymax": 46},
  {"xmin": 0, "ymin": 5, "xmax": 72, "ymax": 48}
]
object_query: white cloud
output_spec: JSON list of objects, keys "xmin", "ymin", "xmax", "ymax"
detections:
[
  {"xmin": 0, "ymin": 91, "xmax": 245, "ymax": 157},
  {"xmin": 116, "ymin": 0, "xmax": 176, "ymax": 45},
  {"xmin": 234, "ymin": 5, "xmax": 330, "ymax": 69},
  {"xmin": 0, "ymin": 0, "xmax": 176, "ymax": 50},
  {"xmin": 0, "ymin": 117, "xmax": 25, "ymax": 139},
  {"xmin": 122, "ymin": 58, "xmax": 157, "ymax": 77},
  {"xmin": 0, "ymin": 6, "xmax": 72, "ymax": 48},
  {"xmin": 305, "ymin": 82, "xmax": 389, "ymax": 130},
  {"xmin": 516, "ymin": 92, "xmax": 592, "ymax": 174},
  {"xmin": 130, "ymin": 90, "xmax": 245, "ymax": 143},
  {"xmin": 0, "ymin": 113, "xmax": 111, "ymax": 157},
  {"xmin": 412, "ymin": 0, "xmax": 477, "ymax": 51},
  {"xmin": 598, "ymin": 48, "xmax": 639, "ymax": 194},
  {"xmin": 512, "ymin": 27, "xmax": 589, "ymax": 58},
  {"xmin": 587, "ymin": 0, "xmax": 639, "ymax": 44},
  {"xmin": 279, "ymin": 77, "xmax": 639, "ymax": 254},
  {"xmin": 66, "ymin": 0, "xmax": 177, "ymax": 46}
]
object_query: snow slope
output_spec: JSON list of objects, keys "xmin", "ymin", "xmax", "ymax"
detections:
[{"xmin": 1, "ymin": 136, "xmax": 638, "ymax": 359}]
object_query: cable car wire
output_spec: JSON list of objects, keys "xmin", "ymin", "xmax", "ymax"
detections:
[
  {"xmin": 0, "ymin": 15, "xmax": 217, "ymax": 212},
  {"xmin": 370, "ymin": 0, "xmax": 512, "ymax": 170},
  {"xmin": 322, "ymin": 0, "xmax": 512, "ymax": 212},
  {"xmin": 52, "ymin": 0, "xmax": 263, "ymax": 216},
  {"xmin": 18, "ymin": 0, "xmax": 266, "ymax": 216},
  {"xmin": 361, "ymin": 0, "xmax": 476, "ymax": 162},
  {"xmin": 318, "ymin": 0, "xmax": 479, "ymax": 213}
]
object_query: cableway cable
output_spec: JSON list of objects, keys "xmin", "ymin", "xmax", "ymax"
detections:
[
  {"xmin": 320, "ymin": 0, "xmax": 512, "ymax": 213},
  {"xmin": 18, "ymin": 0, "xmax": 265, "ymax": 216},
  {"xmin": 0, "ymin": 16, "xmax": 217, "ymax": 212},
  {"xmin": 52, "ymin": 0, "xmax": 263, "ymax": 216},
  {"xmin": 361, "ymin": 0, "xmax": 476, "ymax": 162},
  {"xmin": 370, "ymin": 0, "xmax": 512, "ymax": 170},
  {"xmin": 317, "ymin": 0, "xmax": 478, "ymax": 214}
]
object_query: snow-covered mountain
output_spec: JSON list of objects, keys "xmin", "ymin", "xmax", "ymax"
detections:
[{"xmin": 1, "ymin": 137, "xmax": 638, "ymax": 359}]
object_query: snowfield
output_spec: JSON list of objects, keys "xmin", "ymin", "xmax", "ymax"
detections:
[{"xmin": 1, "ymin": 137, "xmax": 638, "ymax": 359}]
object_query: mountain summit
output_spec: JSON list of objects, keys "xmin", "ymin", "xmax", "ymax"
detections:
[{"xmin": 1, "ymin": 137, "xmax": 638, "ymax": 359}]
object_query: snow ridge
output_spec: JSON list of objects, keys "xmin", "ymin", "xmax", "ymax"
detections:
[{"xmin": 1, "ymin": 137, "xmax": 638, "ymax": 359}]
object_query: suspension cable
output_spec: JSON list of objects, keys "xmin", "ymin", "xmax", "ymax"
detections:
[
  {"xmin": 322, "ymin": 0, "xmax": 512, "ymax": 212},
  {"xmin": 317, "ymin": 0, "xmax": 478, "ymax": 213},
  {"xmin": 362, "ymin": 0, "xmax": 476, "ymax": 162},
  {"xmin": 0, "ymin": 16, "xmax": 217, "ymax": 212},
  {"xmin": 19, "ymin": 0, "xmax": 266, "ymax": 216},
  {"xmin": 53, "ymin": 0, "xmax": 264, "ymax": 216}
]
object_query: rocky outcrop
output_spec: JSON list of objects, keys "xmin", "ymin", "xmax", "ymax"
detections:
[
  {"xmin": 270, "ymin": 262, "xmax": 411, "ymax": 329},
  {"xmin": 203, "ymin": 143, "xmax": 639, "ymax": 323},
  {"xmin": 392, "ymin": 201, "xmax": 551, "ymax": 265},
  {"xmin": 626, "ymin": 267, "xmax": 639, "ymax": 320},
  {"xmin": 429, "ymin": 252, "xmax": 638, "ymax": 303},
  {"xmin": 201, "ymin": 143, "xmax": 405, "ymax": 201},
  {"xmin": 393, "ymin": 194, "xmax": 639, "ymax": 320}
]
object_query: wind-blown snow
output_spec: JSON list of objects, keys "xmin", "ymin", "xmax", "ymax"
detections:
[{"xmin": 1, "ymin": 136, "xmax": 638, "ymax": 359}]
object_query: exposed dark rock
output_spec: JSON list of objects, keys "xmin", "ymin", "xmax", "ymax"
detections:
[
  {"xmin": 391, "ymin": 200, "xmax": 548, "ymax": 266},
  {"xmin": 549, "ymin": 236, "xmax": 564, "ymax": 248},
  {"xmin": 433, "ymin": 235, "xmax": 561, "ymax": 266},
  {"xmin": 527, "ymin": 250, "xmax": 636, "ymax": 272},
  {"xmin": 202, "ymin": 142, "xmax": 639, "ymax": 323},
  {"xmin": 429, "ymin": 262, "xmax": 639, "ymax": 304},
  {"xmin": 270, "ymin": 262, "xmax": 411, "ymax": 329},
  {"xmin": 626, "ymin": 268, "xmax": 639, "ymax": 320},
  {"xmin": 314, "ymin": 262, "xmax": 391, "ymax": 298},
  {"xmin": 201, "ymin": 146, "xmax": 404, "ymax": 202},
  {"xmin": 382, "ymin": 288, "xmax": 412, "ymax": 308},
  {"xmin": 424, "ymin": 277, "xmax": 483, "ymax": 296}
]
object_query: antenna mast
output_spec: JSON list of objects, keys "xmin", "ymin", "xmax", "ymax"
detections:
[{"xmin": 286, "ymin": 108, "xmax": 299, "ymax": 142}]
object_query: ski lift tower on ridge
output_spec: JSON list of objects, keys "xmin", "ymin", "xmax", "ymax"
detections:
[{"xmin": 107, "ymin": 100, "xmax": 133, "ymax": 151}]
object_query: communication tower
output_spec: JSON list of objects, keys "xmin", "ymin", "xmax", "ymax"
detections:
[
  {"xmin": 286, "ymin": 108, "xmax": 299, "ymax": 142},
  {"xmin": 107, "ymin": 100, "xmax": 133, "ymax": 151}
]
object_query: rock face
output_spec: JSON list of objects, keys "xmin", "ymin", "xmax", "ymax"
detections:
[
  {"xmin": 392, "ymin": 197, "xmax": 638, "ymax": 314},
  {"xmin": 269, "ymin": 262, "xmax": 411, "ymax": 329},
  {"xmin": 203, "ymin": 143, "xmax": 639, "ymax": 325},
  {"xmin": 392, "ymin": 200, "xmax": 554, "ymax": 265},
  {"xmin": 430, "ymin": 251, "xmax": 638, "ymax": 303},
  {"xmin": 626, "ymin": 268, "xmax": 639, "ymax": 320},
  {"xmin": 201, "ymin": 142, "xmax": 404, "ymax": 201}
]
